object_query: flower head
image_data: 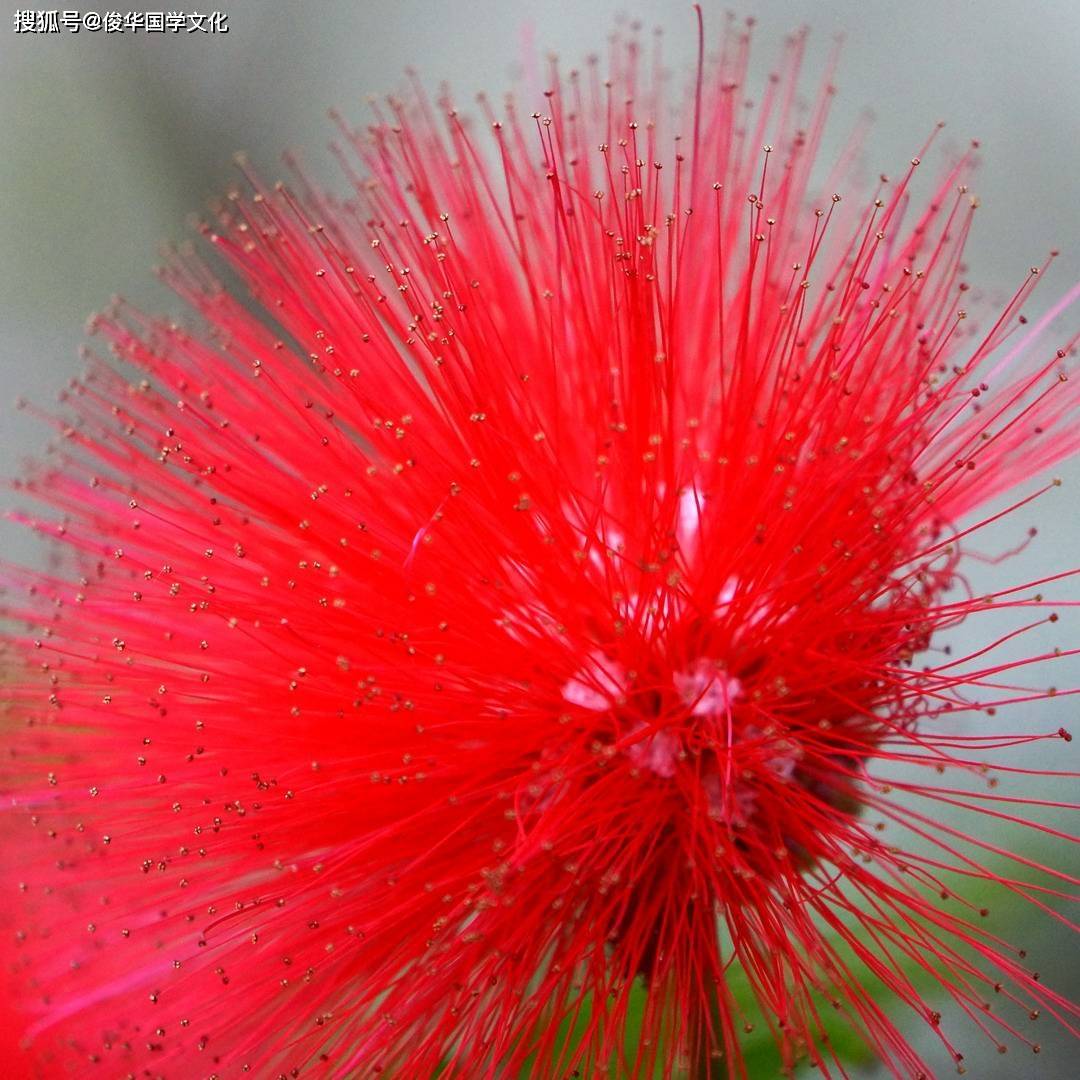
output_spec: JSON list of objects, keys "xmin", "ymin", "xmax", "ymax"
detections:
[{"xmin": 3, "ymin": 15, "xmax": 1079, "ymax": 1079}]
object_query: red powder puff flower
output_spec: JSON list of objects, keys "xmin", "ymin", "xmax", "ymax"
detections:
[{"xmin": 2, "ymin": 14, "xmax": 1079, "ymax": 1079}]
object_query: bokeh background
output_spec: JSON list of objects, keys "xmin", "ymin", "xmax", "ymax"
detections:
[{"xmin": 1, "ymin": 1, "xmax": 1077, "ymax": 1076}]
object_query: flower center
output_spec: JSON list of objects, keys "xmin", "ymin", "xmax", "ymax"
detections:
[{"xmin": 565, "ymin": 652, "xmax": 801, "ymax": 816}]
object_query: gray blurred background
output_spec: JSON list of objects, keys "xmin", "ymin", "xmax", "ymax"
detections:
[{"xmin": 1, "ymin": 1, "xmax": 1078, "ymax": 1076}]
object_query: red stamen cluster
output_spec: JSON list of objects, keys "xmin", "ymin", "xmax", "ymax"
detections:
[{"xmin": 2, "ymin": 16, "xmax": 1078, "ymax": 1079}]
